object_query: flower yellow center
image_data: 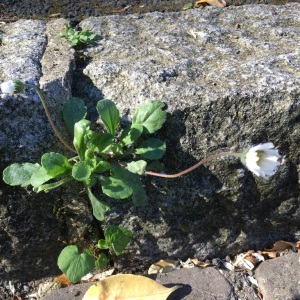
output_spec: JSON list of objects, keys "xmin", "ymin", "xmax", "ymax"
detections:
[{"xmin": 255, "ymin": 150, "xmax": 264, "ymax": 163}]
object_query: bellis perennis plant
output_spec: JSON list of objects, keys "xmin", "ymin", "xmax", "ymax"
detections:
[{"xmin": 1, "ymin": 79, "xmax": 282, "ymax": 282}]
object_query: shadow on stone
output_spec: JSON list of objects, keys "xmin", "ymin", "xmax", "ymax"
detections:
[{"xmin": 164, "ymin": 284, "xmax": 192, "ymax": 299}]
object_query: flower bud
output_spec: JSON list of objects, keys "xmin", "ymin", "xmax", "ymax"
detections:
[
  {"xmin": 0, "ymin": 80, "xmax": 25, "ymax": 95},
  {"xmin": 241, "ymin": 142, "xmax": 281, "ymax": 179}
]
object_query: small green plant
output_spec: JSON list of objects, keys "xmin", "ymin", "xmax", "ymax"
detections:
[
  {"xmin": 1, "ymin": 79, "xmax": 281, "ymax": 283},
  {"xmin": 3, "ymin": 82, "xmax": 167, "ymax": 282},
  {"xmin": 59, "ymin": 24, "xmax": 97, "ymax": 48},
  {"xmin": 58, "ymin": 225, "xmax": 133, "ymax": 283},
  {"xmin": 182, "ymin": 2, "xmax": 194, "ymax": 10}
]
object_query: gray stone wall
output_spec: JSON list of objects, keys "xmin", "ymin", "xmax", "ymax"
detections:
[
  {"xmin": 0, "ymin": 4, "xmax": 299, "ymax": 280},
  {"xmin": 78, "ymin": 5, "xmax": 300, "ymax": 269}
]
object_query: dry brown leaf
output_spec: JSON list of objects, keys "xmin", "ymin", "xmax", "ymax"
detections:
[
  {"xmin": 179, "ymin": 258, "xmax": 194, "ymax": 268},
  {"xmin": 53, "ymin": 274, "xmax": 71, "ymax": 287},
  {"xmin": 91, "ymin": 268, "xmax": 115, "ymax": 281},
  {"xmin": 195, "ymin": 0, "xmax": 226, "ymax": 8},
  {"xmin": 148, "ymin": 259, "xmax": 179, "ymax": 274},
  {"xmin": 82, "ymin": 274, "xmax": 180, "ymax": 300},
  {"xmin": 245, "ymin": 255, "xmax": 257, "ymax": 265},
  {"xmin": 233, "ymin": 250, "xmax": 254, "ymax": 267},
  {"xmin": 258, "ymin": 250, "xmax": 278, "ymax": 259},
  {"xmin": 257, "ymin": 289, "xmax": 263, "ymax": 300},
  {"xmin": 49, "ymin": 13, "xmax": 61, "ymax": 17},
  {"xmin": 240, "ymin": 259, "xmax": 255, "ymax": 270},
  {"xmin": 190, "ymin": 258, "xmax": 211, "ymax": 267},
  {"xmin": 113, "ymin": 5, "xmax": 132, "ymax": 13},
  {"xmin": 251, "ymin": 252, "xmax": 265, "ymax": 262},
  {"xmin": 265, "ymin": 240, "xmax": 296, "ymax": 252}
]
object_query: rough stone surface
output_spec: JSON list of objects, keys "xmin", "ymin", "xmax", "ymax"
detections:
[
  {"xmin": 0, "ymin": 18, "xmax": 83, "ymax": 283},
  {"xmin": 1, "ymin": 0, "xmax": 295, "ymax": 21},
  {"xmin": 77, "ymin": 5, "xmax": 300, "ymax": 270},
  {"xmin": 40, "ymin": 18, "xmax": 76, "ymax": 142},
  {"xmin": 0, "ymin": 19, "xmax": 48, "ymax": 163},
  {"xmin": 0, "ymin": 19, "xmax": 60, "ymax": 283},
  {"xmin": 0, "ymin": 4, "xmax": 299, "ymax": 291},
  {"xmin": 42, "ymin": 282, "xmax": 95, "ymax": 300},
  {"xmin": 80, "ymin": 5, "xmax": 300, "ymax": 113},
  {"xmin": 156, "ymin": 267, "xmax": 235, "ymax": 299},
  {"xmin": 255, "ymin": 253, "xmax": 300, "ymax": 300}
]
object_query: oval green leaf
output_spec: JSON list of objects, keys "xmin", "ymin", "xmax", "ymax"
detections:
[
  {"xmin": 132, "ymin": 100, "xmax": 166, "ymax": 134},
  {"xmin": 119, "ymin": 124, "xmax": 143, "ymax": 146},
  {"xmin": 3, "ymin": 163, "xmax": 40, "ymax": 187},
  {"xmin": 104, "ymin": 225, "xmax": 133, "ymax": 256},
  {"xmin": 87, "ymin": 187, "xmax": 110, "ymax": 221},
  {"xmin": 95, "ymin": 253, "xmax": 109, "ymax": 269},
  {"xmin": 30, "ymin": 166, "xmax": 52, "ymax": 187},
  {"xmin": 57, "ymin": 245, "xmax": 95, "ymax": 283},
  {"xmin": 91, "ymin": 132, "xmax": 114, "ymax": 153},
  {"xmin": 72, "ymin": 161, "xmax": 92, "ymax": 181},
  {"xmin": 96, "ymin": 99, "xmax": 120, "ymax": 135},
  {"xmin": 135, "ymin": 138, "xmax": 166, "ymax": 160},
  {"xmin": 41, "ymin": 152, "xmax": 72, "ymax": 178},
  {"xmin": 101, "ymin": 176, "xmax": 133, "ymax": 199},
  {"xmin": 73, "ymin": 119, "xmax": 91, "ymax": 161},
  {"xmin": 127, "ymin": 160, "xmax": 147, "ymax": 175},
  {"xmin": 63, "ymin": 97, "xmax": 87, "ymax": 132},
  {"xmin": 109, "ymin": 165, "xmax": 146, "ymax": 206}
]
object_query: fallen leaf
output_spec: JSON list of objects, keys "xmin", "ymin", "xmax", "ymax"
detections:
[
  {"xmin": 82, "ymin": 274, "xmax": 180, "ymax": 300},
  {"xmin": 49, "ymin": 13, "xmax": 61, "ymax": 17},
  {"xmin": 258, "ymin": 250, "xmax": 278, "ymax": 259},
  {"xmin": 222, "ymin": 261, "xmax": 235, "ymax": 271},
  {"xmin": 113, "ymin": 5, "xmax": 132, "ymax": 13},
  {"xmin": 148, "ymin": 259, "xmax": 180, "ymax": 274},
  {"xmin": 81, "ymin": 273, "xmax": 94, "ymax": 281},
  {"xmin": 53, "ymin": 274, "xmax": 71, "ymax": 287},
  {"xmin": 195, "ymin": 0, "xmax": 226, "ymax": 8},
  {"xmin": 91, "ymin": 268, "xmax": 115, "ymax": 281},
  {"xmin": 245, "ymin": 255, "xmax": 257, "ymax": 265},
  {"xmin": 257, "ymin": 289, "xmax": 263, "ymax": 300},
  {"xmin": 187, "ymin": 28, "xmax": 198, "ymax": 39},
  {"xmin": 8, "ymin": 281, "xmax": 15, "ymax": 296},
  {"xmin": 239, "ymin": 259, "xmax": 255, "ymax": 270},
  {"xmin": 0, "ymin": 18, "xmax": 19, "ymax": 22},
  {"xmin": 265, "ymin": 240, "xmax": 296, "ymax": 252},
  {"xmin": 233, "ymin": 250, "xmax": 253, "ymax": 267},
  {"xmin": 37, "ymin": 282, "xmax": 61, "ymax": 298},
  {"xmin": 190, "ymin": 258, "xmax": 211, "ymax": 267},
  {"xmin": 247, "ymin": 276, "xmax": 258, "ymax": 286},
  {"xmin": 251, "ymin": 253, "xmax": 265, "ymax": 262},
  {"xmin": 179, "ymin": 258, "xmax": 194, "ymax": 268}
]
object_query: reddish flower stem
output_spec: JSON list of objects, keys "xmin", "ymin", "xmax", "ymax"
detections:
[
  {"xmin": 26, "ymin": 84, "xmax": 77, "ymax": 153},
  {"xmin": 145, "ymin": 152, "xmax": 241, "ymax": 178}
]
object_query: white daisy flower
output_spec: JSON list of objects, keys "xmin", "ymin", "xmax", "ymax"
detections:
[
  {"xmin": 242, "ymin": 143, "xmax": 281, "ymax": 179},
  {"xmin": 0, "ymin": 80, "xmax": 25, "ymax": 95}
]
